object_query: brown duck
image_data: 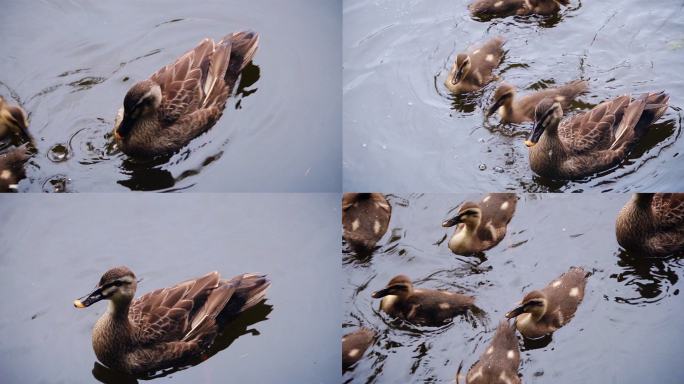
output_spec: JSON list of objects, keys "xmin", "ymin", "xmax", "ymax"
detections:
[
  {"xmin": 74, "ymin": 266, "xmax": 270, "ymax": 374},
  {"xmin": 342, "ymin": 193, "xmax": 391, "ymax": 251},
  {"xmin": 442, "ymin": 193, "xmax": 517, "ymax": 255},
  {"xmin": 616, "ymin": 193, "xmax": 684, "ymax": 257},
  {"xmin": 465, "ymin": 321, "xmax": 521, "ymax": 384},
  {"xmin": 445, "ymin": 35, "xmax": 504, "ymax": 94},
  {"xmin": 114, "ymin": 30, "xmax": 259, "ymax": 158},
  {"xmin": 505, "ymin": 267, "xmax": 587, "ymax": 338},
  {"xmin": 371, "ymin": 275, "xmax": 474, "ymax": 326},
  {"xmin": 469, "ymin": 0, "xmax": 570, "ymax": 17},
  {"xmin": 486, "ymin": 81, "xmax": 587, "ymax": 124},
  {"xmin": 342, "ymin": 327, "xmax": 375, "ymax": 370},
  {"xmin": 0, "ymin": 145, "xmax": 31, "ymax": 192}
]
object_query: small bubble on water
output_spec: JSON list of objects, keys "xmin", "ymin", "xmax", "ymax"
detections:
[
  {"xmin": 478, "ymin": 164, "xmax": 487, "ymax": 171},
  {"xmin": 494, "ymin": 166, "xmax": 504, "ymax": 173},
  {"xmin": 362, "ymin": 143, "xmax": 367, "ymax": 147},
  {"xmin": 408, "ymin": 102, "xmax": 413, "ymax": 106},
  {"xmin": 382, "ymin": 145, "xmax": 386, "ymax": 149},
  {"xmin": 478, "ymin": 138, "xmax": 484, "ymax": 143}
]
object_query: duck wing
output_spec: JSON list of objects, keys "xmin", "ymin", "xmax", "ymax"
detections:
[{"xmin": 653, "ymin": 193, "xmax": 684, "ymax": 230}]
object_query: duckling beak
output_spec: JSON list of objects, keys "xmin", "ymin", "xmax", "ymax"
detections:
[
  {"xmin": 74, "ymin": 286, "xmax": 104, "ymax": 308},
  {"xmin": 486, "ymin": 100, "xmax": 502, "ymax": 117},
  {"xmin": 452, "ymin": 70, "xmax": 463, "ymax": 85},
  {"xmin": 371, "ymin": 287, "xmax": 392, "ymax": 299},
  {"xmin": 505, "ymin": 304, "xmax": 526, "ymax": 318},
  {"xmin": 442, "ymin": 213, "xmax": 464, "ymax": 227}
]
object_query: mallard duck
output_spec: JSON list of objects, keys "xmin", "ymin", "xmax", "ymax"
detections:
[
  {"xmin": 442, "ymin": 193, "xmax": 517, "ymax": 255},
  {"xmin": 0, "ymin": 145, "xmax": 31, "ymax": 192},
  {"xmin": 505, "ymin": 267, "xmax": 587, "ymax": 338},
  {"xmin": 342, "ymin": 327, "xmax": 374, "ymax": 370},
  {"xmin": 0, "ymin": 96, "xmax": 33, "ymax": 144},
  {"xmin": 465, "ymin": 321, "xmax": 521, "ymax": 384},
  {"xmin": 469, "ymin": 0, "xmax": 570, "ymax": 17},
  {"xmin": 371, "ymin": 275, "xmax": 474, "ymax": 326},
  {"xmin": 486, "ymin": 81, "xmax": 587, "ymax": 124},
  {"xmin": 616, "ymin": 193, "xmax": 684, "ymax": 257},
  {"xmin": 342, "ymin": 193, "xmax": 391, "ymax": 251},
  {"xmin": 445, "ymin": 35, "xmax": 504, "ymax": 94},
  {"xmin": 526, "ymin": 91, "xmax": 670, "ymax": 180},
  {"xmin": 74, "ymin": 266, "xmax": 270, "ymax": 374},
  {"xmin": 114, "ymin": 30, "xmax": 259, "ymax": 158}
]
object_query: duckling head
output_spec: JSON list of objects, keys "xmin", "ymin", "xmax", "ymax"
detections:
[
  {"xmin": 442, "ymin": 202, "xmax": 482, "ymax": 230},
  {"xmin": 526, "ymin": 98, "xmax": 562, "ymax": 147},
  {"xmin": 74, "ymin": 266, "xmax": 138, "ymax": 308},
  {"xmin": 115, "ymin": 80, "xmax": 162, "ymax": 140},
  {"xmin": 505, "ymin": 290, "xmax": 548, "ymax": 321},
  {"xmin": 371, "ymin": 275, "xmax": 413, "ymax": 300},
  {"xmin": 486, "ymin": 84, "xmax": 516, "ymax": 117},
  {"xmin": 0, "ymin": 96, "xmax": 33, "ymax": 145},
  {"xmin": 451, "ymin": 53, "xmax": 471, "ymax": 85}
]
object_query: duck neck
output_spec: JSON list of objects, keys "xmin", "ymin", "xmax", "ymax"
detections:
[
  {"xmin": 93, "ymin": 299, "xmax": 134, "ymax": 364},
  {"xmin": 617, "ymin": 194, "xmax": 656, "ymax": 243},
  {"xmin": 449, "ymin": 222, "xmax": 477, "ymax": 253}
]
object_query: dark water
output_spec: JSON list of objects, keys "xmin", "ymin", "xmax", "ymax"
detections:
[
  {"xmin": 343, "ymin": 194, "xmax": 684, "ymax": 383},
  {"xmin": 0, "ymin": 0, "xmax": 341, "ymax": 192},
  {"xmin": 343, "ymin": 0, "xmax": 684, "ymax": 192},
  {"xmin": 0, "ymin": 194, "xmax": 340, "ymax": 383}
]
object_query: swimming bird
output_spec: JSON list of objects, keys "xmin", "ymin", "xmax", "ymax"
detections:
[
  {"xmin": 0, "ymin": 145, "xmax": 31, "ymax": 192},
  {"xmin": 342, "ymin": 327, "xmax": 374, "ymax": 370},
  {"xmin": 616, "ymin": 193, "xmax": 684, "ymax": 257},
  {"xmin": 526, "ymin": 91, "xmax": 670, "ymax": 180},
  {"xmin": 114, "ymin": 30, "xmax": 259, "ymax": 158},
  {"xmin": 0, "ymin": 96, "xmax": 33, "ymax": 144},
  {"xmin": 442, "ymin": 193, "xmax": 517, "ymax": 255},
  {"xmin": 371, "ymin": 275, "xmax": 474, "ymax": 326},
  {"xmin": 74, "ymin": 266, "xmax": 270, "ymax": 374},
  {"xmin": 486, "ymin": 81, "xmax": 587, "ymax": 124},
  {"xmin": 445, "ymin": 35, "xmax": 504, "ymax": 94},
  {"xmin": 469, "ymin": 0, "xmax": 570, "ymax": 17},
  {"xmin": 342, "ymin": 193, "xmax": 391, "ymax": 251},
  {"xmin": 465, "ymin": 321, "xmax": 521, "ymax": 384},
  {"xmin": 505, "ymin": 267, "xmax": 587, "ymax": 338}
]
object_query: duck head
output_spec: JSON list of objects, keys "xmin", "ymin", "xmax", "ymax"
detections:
[
  {"xmin": 505, "ymin": 290, "xmax": 548, "ymax": 320},
  {"xmin": 486, "ymin": 83, "xmax": 516, "ymax": 117},
  {"xmin": 0, "ymin": 96, "xmax": 33, "ymax": 144},
  {"xmin": 451, "ymin": 53, "xmax": 471, "ymax": 85},
  {"xmin": 74, "ymin": 266, "xmax": 138, "ymax": 308},
  {"xmin": 526, "ymin": 98, "xmax": 562, "ymax": 147},
  {"xmin": 442, "ymin": 202, "xmax": 482, "ymax": 230},
  {"xmin": 115, "ymin": 80, "xmax": 162, "ymax": 140},
  {"xmin": 371, "ymin": 275, "xmax": 413, "ymax": 300}
]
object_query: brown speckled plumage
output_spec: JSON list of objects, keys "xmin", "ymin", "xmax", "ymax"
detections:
[
  {"xmin": 342, "ymin": 193, "xmax": 391, "ymax": 251},
  {"xmin": 0, "ymin": 145, "xmax": 31, "ymax": 192},
  {"xmin": 342, "ymin": 327, "xmax": 374, "ymax": 370},
  {"xmin": 469, "ymin": 0, "xmax": 570, "ymax": 17},
  {"xmin": 465, "ymin": 321, "xmax": 521, "ymax": 384},
  {"xmin": 445, "ymin": 36, "xmax": 504, "ymax": 94},
  {"xmin": 488, "ymin": 81, "xmax": 587, "ymax": 124}
]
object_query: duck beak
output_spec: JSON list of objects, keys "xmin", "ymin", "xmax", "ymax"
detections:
[
  {"xmin": 525, "ymin": 121, "xmax": 545, "ymax": 147},
  {"xmin": 74, "ymin": 286, "xmax": 104, "ymax": 308},
  {"xmin": 371, "ymin": 287, "xmax": 392, "ymax": 299},
  {"xmin": 505, "ymin": 304, "xmax": 526, "ymax": 318},
  {"xmin": 114, "ymin": 114, "xmax": 134, "ymax": 141},
  {"xmin": 486, "ymin": 99, "xmax": 502, "ymax": 117},
  {"xmin": 452, "ymin": 70, "xmax": 463, "ymax": 85},
  {"xmin": 442, "ymin": 213, "xmax": 464, "ymax": 227}
]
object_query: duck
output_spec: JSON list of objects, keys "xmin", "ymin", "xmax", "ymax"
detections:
[
  {"xmin": 469, "ymin": 0, "xmax": 570, "ymax": 17},
  {"xmin": 74, "ymin": 266, "xmax": 270, "ymax": 375},
  {"xmin": 616, "ymin": 193, "xmax": 684, "ymax": 257},
  {"xmin": 114, "ymin": 30, "xmax": 259, "ymax": 158},
  {"xmin": 442, "ymin": 193, "xmax": 517, "ymax": 255},
  {"xmin": 342, "ymin": 327, "xmax": 375, "ymax": 370},
  {"xmin": 342, "ymin": 193, "xmax": 391, "ymax": 251},
  {"xmin": 526, "ymin": 90, "xmax": 670, "ymax": 180},
  {"xmin": 445, "ymin": 35, "xmax": 504, "ymax": 94},
  {"xmin": 505, "ymin": 267, "xmax": 587, "ymax": 338},
  {"xmin": 465, "ymin": 321, "xmax": 521, "ymax": 384},
  {"xmin": 486, "ymin": 81, "xmax": 587, "ymax": 124},
  {"xmin": 371, "ymin": 275, "xmax": 474, "ymax": 326},
  {"xmin": 0, "ymin": 145, "xmax": 31, "ymax": 192},
  {"xmin": 0, "ymin": 95, "xmax": 34, "ymax": 144}
]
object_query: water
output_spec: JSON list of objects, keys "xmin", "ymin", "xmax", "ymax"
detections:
[
  {"xmin": 343, "ymin": 0, "xmax": 684, "ymax": 192},
  {"xmin": 343, "ymin": 194, "xmax": 684, "ymax": 383},
  {"xmin": 0, "ymin": 193, "xmax": 341, "ymax": 383},
  {"xmin": 0, "ymin": 0, "xmax": 341, "ymax": 192}
]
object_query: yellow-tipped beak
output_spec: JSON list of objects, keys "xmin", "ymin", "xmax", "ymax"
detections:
[
  {"xmin": 74, "ymin": 299, "xmax": 86, "ymax": 308},
  {"xmin": 525, "ymin": 140, "xmax": 535, "ymax": 147},
  {"xmin": 114, "ymin": 131, "xmax": 124, "ymax": 140}
]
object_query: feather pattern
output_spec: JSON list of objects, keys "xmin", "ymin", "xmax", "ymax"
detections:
[{"xmin": 0, "ymin": 144, "xmax": 31, "ymax": 192}]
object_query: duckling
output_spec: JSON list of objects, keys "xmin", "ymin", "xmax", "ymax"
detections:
[
  {"xmin": 0, "ymin": 145, "xmax": 31, "ymax": 192},
  {"xmin": 469, "ymin": 0, "xmax": 570, "ymax": 17},
  {"xmin": 371, "ymin": 275, "xmax": 474, "ymax": 326},
  {"xmin": 486, "ymin": 81, "xmax": 587, "ymax": 124},
  {"xmin": 526, "ymin": 91, "xmax": 670, "ymax": 179},
  {"xmin": 445, "ymin": 35, "xmax": 504, "ymax": 94},
  {"xmin": 505, "ymin": 267, "xmax": 587, "ymax": 338},
  {"xmin": 442, "ymin": 193, "xmax": 517, "ymax": 255},
  {"xmin": 616, "ymin": 193, "xmax": 684, "ymax": 257},
  {"xmin": 114, "ymin": 30, "xmax": 259, "ymax": 158},
  {"xmin": 465, "ymin": 321, "xmax": 521, "ymax": 384},
  {"xmin": 0, "ymin": 96, "xmax": 34, "ymax": 144},
  {"xmin": 74, "ymin": 266, "xmax": 270, "ymax": 374},
  {"xmin": 342, "ymin": 327, "xmax": 375, "ymax": 370},
  {"xmin": 342, "ymin": 193, "xmax": 391, "ymax": 251}
]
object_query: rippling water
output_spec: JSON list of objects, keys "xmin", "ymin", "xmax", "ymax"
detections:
[
  {"xmin": 343, "ymin": 0, "xmax": 684, "ymax": 192},
  {"xmin": 0, "ymin": 194, "xmax": 340, "ymax": 383},
  {"xmin": 343, "ymin": 194, "xmax": 684, "ymax": 383},
  {"xmin": 0, "ymin": 0, "xmax": 341, "ymax": 192}
]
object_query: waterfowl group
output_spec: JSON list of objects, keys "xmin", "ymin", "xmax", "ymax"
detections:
[
  {"xmin": 342, "ymin": 193, "xmax": 392, "ymax": 252},
  {"xmin": 74, "ymin": 266, "xmax": 270, "ymax": 374},
  {"xmin": 616, "ymin": 193, "xmax": 684, "ymax": 257},
  {"xmin": 342, "ymin": 327, "xmax": 375, "ymax": 370},
  {"xmin": 487, "ymin": 81, "xmax": 587, "ymax": 124},
  {"xmin": 114, "ymin": 30, "xmax": 259, "ymax": 158},
  {"xmin": 445, "ymin": 35, "xmax": 504, "ymax": 94},
  {"xmin": 442, "ymin": 193, "xmax": 517, "ymax": 255},
  {"xmin": 469, "ymin": 0, "xmax": 570, "ymax": 17}
]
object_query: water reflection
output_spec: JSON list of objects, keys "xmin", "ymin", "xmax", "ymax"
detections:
[{"xmin": 611, "ymin": 250, "xmax": 682, "ymax": 304}]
